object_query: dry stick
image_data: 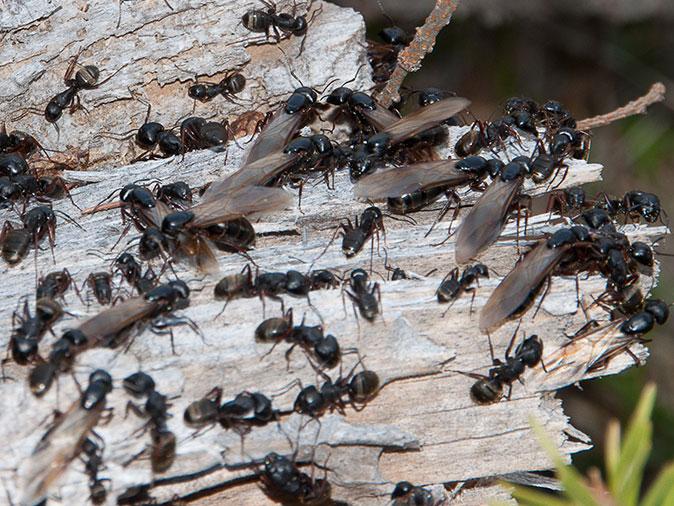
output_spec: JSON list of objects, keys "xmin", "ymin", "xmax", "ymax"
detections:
[
  {"xmin": 375, "ymin": 0, "xmax": 461, "ymax": 108},
  {"xmin": 576, "ymin": 82, "xmax": 666, "ymax": 130}
]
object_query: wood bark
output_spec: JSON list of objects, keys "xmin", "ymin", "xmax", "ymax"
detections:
[{"xmin": 0, "ymin": 1, "xmax": 666, "ymax": 505}]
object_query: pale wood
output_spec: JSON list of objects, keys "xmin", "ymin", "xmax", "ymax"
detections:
[{"xmin": 0, "ymin": 1, "xmax": 666, "ymax": 505}]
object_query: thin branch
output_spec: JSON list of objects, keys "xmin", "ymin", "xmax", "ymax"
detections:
[
  {"xmin": 576, "ymin": 82, "xmax": 666, "ymax": 130},
  {"xmin": 375, "ymin": 0, "xmax": 461, "ymax": 108}
]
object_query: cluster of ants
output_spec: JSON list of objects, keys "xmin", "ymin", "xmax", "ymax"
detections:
[{"xmin": 1, "ymin": 2, "xmax": 670, "ymax": 505}]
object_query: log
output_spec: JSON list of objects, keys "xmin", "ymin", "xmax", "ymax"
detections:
[{"xmin": 0, "ymin": 1, "xmax": 666, "ymax": 505}]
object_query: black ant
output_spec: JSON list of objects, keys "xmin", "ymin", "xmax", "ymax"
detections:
[
  {"xmin": 436, "ymin": 264, "xmax": 489, "ymax": 315},
  {"xmin": 242, "ymin": 0, "xmax": 321, "ymax": 55},
  {"xmin": 81, "ymin": 437, "xmax": 110, "ymax": 504},
  {"xmin": 391, "ymin": 481, "xmax": 438, "ymax": 506},
  {"xmin": 344, "ymin": 268, "xmax": 381, "ymax": 323},
  {"xmin": 14, "ymin": 52, "xmax": 119, "ymax": 134},
  {"xmin": 462, "ymin": 328, "xmax": 544, "ymax": 405},
  {"xmin": 84, "ymin": 272, "xmax": 113, "ymax": 305},
  {"xmin": 188, "ymin": 72, "xmax": 246, "ymax": 104},
  {"xmin": 123, "ymin": 372, "xmax": 177, "ymax": 474}
]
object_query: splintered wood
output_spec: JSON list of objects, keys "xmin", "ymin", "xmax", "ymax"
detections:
[{"xmin": 0, "ymin": 1, "xmax": 666, "ymax": 505}]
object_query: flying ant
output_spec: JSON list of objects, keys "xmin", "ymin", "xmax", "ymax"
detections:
[
  {"xmin": 242, "ymin": 0, "xmax": 322, "ymax": 55},
  {"xmin": 344, "ymin": 268, "xmax": 382, "ymax": 322},
  {"xmin": 462, "ymin": 329, "xmax": 544, "ymax": 404},
  {"xmin": 188, "ymin": 72, "xmax": 246, "ymax": 104},
  {"xmin": 354, "ymin": 156, "xmax": 494, "ymax": 227},
  {"xmin": 455, "ymin": 155, "xmax": 542, "ymax": 264},
  {"xmin": 437, "ymin": 264, "xmax": 489, "ymax": 315},
  {"xmin": 348, "ymin": 96, "xmax": 470, "ymax": 179},
  {"xmin": 14, "ymin": 53, "xmax": 120, "ymax": 134},
  {"xmin": 157, "ymin": 185, "xmax": 289, "ymax": 273},
  {"xmin": 479, "ymin": 225, "xmax": 592, "ymax": 333},
  {"xmin": 325, "ymin": 85, "xmax": 400, "ymax": 134},
  {"xmin": 20, "ymin": 369, "xmax": 113, "ymax": 506},
  {"xmin": 28, "ymin": 280, "xmax": 194, "ymax": 396}
]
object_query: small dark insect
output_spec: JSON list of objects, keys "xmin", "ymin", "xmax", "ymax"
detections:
[
  {"xmin": 81, "ymin": 437, "xmax": 109, "ymax": 504},
  {"xmin": 466, "ymin": 331, "xmax": 544, "ymax": 404},
  {"xmin": 340, "ymin": 206, "xmax": 384, "ymax": 258},
  {"xmin": 436, "ymin": 263, "xmax": 489, "ymax": 314},
  {"xmin": 242, "ymin": 0, "xmax": 319, "ymax": 55},
  {"xmin": 28, "ymin": 280, "xmax": 193, "ymax": 396},
  {"xmin": 85, "ymin": 272, "xmax": 113, "ymax": 305},
  {"xmin": 293, "ymin": 359, "xmax": 380, "ymax": 419},
  {"xmin": 391, "ymin": 481, "xmax": 437, "ymax": 506},
  {"xmin": 258, "ymin": 452, "xmax": 334, "ymax": 505},
  {"xmin": 479, "ymin": 225, "xmax": 592, "ymax": 333},
  {"xmin": 154, "ymin": 181, "xmax": 193, "ymax": 210},
  {"xmin": 21, "ymin": 369, "xmax": 113, "ymax": 505},
  {"xmin": 7, "ymin": 297, "xmax": 63, "ymax": 365},
  {"xmin": 2, "ymin": 204, "xmax": 77, "ymax": 266},
  {"xmin": 367, "ymin": 26, "xmax": 412, "ymax": 88},
  {"xmin": 188, "ymin": 72, "xmax": 246, "ymax": 103},
  {"xmin": 36, "ymin": 268, "xmax": 75, "ymax": 300},
  {"xmin": 345, "ymin": 268, "xmax": 381, "ymax": 322},
  {"xmin": 14, "ymin": 53, "xmax": 118, "ymax": 133}
]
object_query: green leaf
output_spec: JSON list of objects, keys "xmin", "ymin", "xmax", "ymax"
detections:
[
  {"xmin": 507, "ymin": 483, "xmax": 573, "ymax": 506},
  {"xmin": 530, "ymin": 417, "xmax": 598, "ymax": 506},
  {"xmin": 641, "ymin": 462, "xmax": 674, "ymax": 506},
  {"xmin": 605, "ymin": 419, "xmax": 621, "ymax": 491},
  {"xmin": 614, "ymin": 384, "xmax": 656, "ymax": 506}
]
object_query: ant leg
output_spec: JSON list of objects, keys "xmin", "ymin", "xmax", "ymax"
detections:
[
  {"xmin": 504, "ymin": 321, "xmax": 521, "ymax": 359},
  {"xmin": 486, "ymin": 333, "xmax": 496, "ymax": 363},
  {"xmin": 532, "ymin": 277, "xmax": 552, "ymax": 319}
]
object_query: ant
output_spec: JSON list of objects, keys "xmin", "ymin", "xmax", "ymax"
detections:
[
  {"xmin": 436, "ymin": 264, "xmax": 489, "ymax": 315},
  {"xmin": 5, "ymin": 296, "xmax": 63, "ymax": 367},
  {"xmin": 36, "ymin": 268, "xmax": 77, "ymax": 301},
  {"xmin": 14, "ymin": 52, "xmax": 119, "ymax": 134},
  {"xmin": 81, "ymin": 437, "xmax": 110, "ymax": 504},
  {"xmin": 255, "ymin": 310, "xmax": 346, "ymax": 369},
  {"xmin": 340, "ymin": 206, "xmax": 385, "ymax": 259},
  {"xmin": 188, "ymin": 72, "xmax": 246, "ymax": 104},
  {"xmin": 391, "ymin": 481, "xmax": 438, "ymax": 506},
  {"xmin": 293, "ymin": 357, "xmax": 380, "ymax": 420},
  {"xmin": 344, "ymin": 269, "xmax": 382, "ymax": 323},
  {"xmin": 242, "ymin": 0, "xmax": 321, "ymax": 55},
  {"xmin": 462, "ymin": 328, "xmax": 544, "ymax": 405},
  {"xmin": 84, "ymin": 272, "xmax": 113, "ymax": 305},
  {"xmin": 123, "ymin": 372, "xmax": 177, "ymax": 474}
]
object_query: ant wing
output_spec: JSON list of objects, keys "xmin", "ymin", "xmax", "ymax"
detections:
[
  {"xmin": 359, "ymin": 102, "xmax": 400, "ymax": 131},
  {"xmin": 190, "ymin": 186, "xmax": 292, "ymax": 228},
  {"xmin": 184, "ymin": 235, "xmax": 220, "ymax": 274},
  {"xmin": 201, "ymin": 152, "xmax": 298, "ymax": 200},
  {"xmin": 455, "ymin": 176, "xmax": 523, "ymax": 264},
  {"xmin": 20, "ymin": 400, "xmax": 104, "ymax": 505},
  {"xmin": 138, "ymin": 200, "xmax": 172, "ymax": 228},
  {"xmin": 383, "ymin": 97, "xmax": 470, "ymax": 145},
  {"xmin": 77, "ymin": 296, "xmax": 159, "ymax": 347},
  {"xmin": 242, "ymin": 108, "xmax": 305, "ymax": 166},
  {"xmin": 479, "ymin": 240, "xmax": 568, "ymax": 333},
  {"xmin": 354, "ymin": 160, "xmax": 471, "ymax": 199}
]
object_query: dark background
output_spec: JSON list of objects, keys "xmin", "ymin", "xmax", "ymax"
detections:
[{"xmin": 333, "ymin": 0, "xmax": 674, "ymax": 484}]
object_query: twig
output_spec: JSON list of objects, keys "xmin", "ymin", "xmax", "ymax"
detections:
[
  {"xmin": 375, "ymin": 0, "xmax": 461, "ymax": 108},
  {"xmin": 576, "ymin": 82, "xmax": 666, "ymax": 130}
]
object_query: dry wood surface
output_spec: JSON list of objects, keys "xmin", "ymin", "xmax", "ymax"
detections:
[{"xmin": 0, "ymin": 1, "xmax": 666, "ymax": 505}]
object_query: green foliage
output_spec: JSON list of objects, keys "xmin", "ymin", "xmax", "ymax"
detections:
[{"xmin": 503, "ymin": 384, "xmax": 674, "ymax": 506}]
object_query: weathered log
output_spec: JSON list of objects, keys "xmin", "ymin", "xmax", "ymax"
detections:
[{"xmin": 0, "ymin": 1, "xmax": 666, "ymax": 505}]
